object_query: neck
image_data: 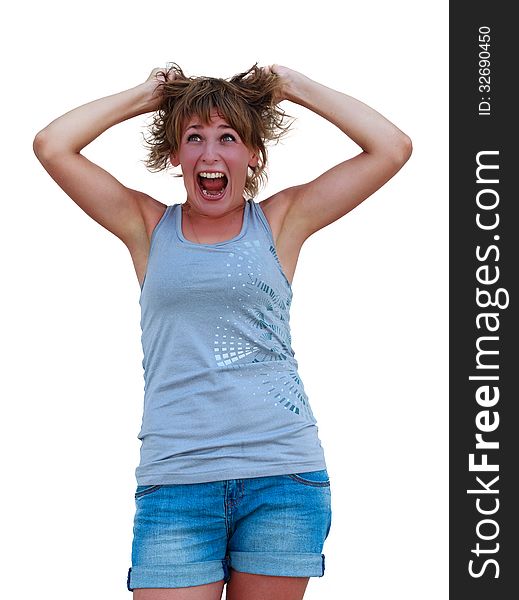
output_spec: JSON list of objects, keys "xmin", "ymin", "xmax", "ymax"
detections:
[
  {"xmin": 183, "ymin": 199, "xmax": 245, "ymax": 222},
  {"xmin": 182, "ymin": 200, "xmax": 246, "ymax": 244}
]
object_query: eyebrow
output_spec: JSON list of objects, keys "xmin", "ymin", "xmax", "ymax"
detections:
[{"xmin": 185, "ymin": 124, "xmax": 234, "ymax": 131}]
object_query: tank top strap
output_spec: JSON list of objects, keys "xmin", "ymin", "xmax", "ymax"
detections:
[
  {"xmin": 248, "ymin": 198, "xmax": 275, "ymax": 243},
  {"xmin": 248, "ymin": 199, "xmax": 293, "ymax": 294}
]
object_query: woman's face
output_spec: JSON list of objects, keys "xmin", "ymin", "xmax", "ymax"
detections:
[{"xmin": 170, "ymin": 110, "xmax": 258, "ymax": 213}]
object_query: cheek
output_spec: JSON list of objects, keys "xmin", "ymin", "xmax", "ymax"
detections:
[
  {"xmin": 178, "ymin": 156, "xmax": 197, "ymax": 177},
  {"xmin": 178, "ymin": 144, "xmax": 199, "ymax": 162},
  {"xmin": 228, "ymin": 152, "xmax": 253, "ymax": 174}
]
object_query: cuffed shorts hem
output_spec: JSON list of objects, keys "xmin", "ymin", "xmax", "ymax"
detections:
[
  {"xmin": 127, "ymin": 559, "xmax": 230, "ymax": 591},
  {"xmin": 127, "ymin": 552, "xmax": 325, "ymax": 590},
  {"xmin": 230, "ymin": 551, "xmax": 326, "ymax": 577}
]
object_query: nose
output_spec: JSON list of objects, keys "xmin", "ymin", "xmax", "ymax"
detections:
[{"xmin": 200, "ymin": 139, "xmax": 220, "ymax": 163}]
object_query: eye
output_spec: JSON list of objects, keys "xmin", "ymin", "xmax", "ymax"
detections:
[
  {"xmin": 221, "ymin": 133, "xmax": 236, "ymax": 142},
  {"xmin": 187, "ymin": 133, "xmax": 202, "ymax": 142}
]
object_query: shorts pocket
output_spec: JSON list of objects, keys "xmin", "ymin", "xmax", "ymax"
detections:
[
  {"xmin": 287, "ymin": 469, "xmax": 330, "ymax": 487},
  {"xmin": 135, "ymin": 484, "xmax": 164, "ymax": 499}
]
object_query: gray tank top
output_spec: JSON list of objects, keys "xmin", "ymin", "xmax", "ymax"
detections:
[{"xmin": 135, "ymin": 198, "xmax": 327, "ymax": 484}]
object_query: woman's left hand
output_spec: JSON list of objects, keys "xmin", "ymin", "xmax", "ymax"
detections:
[{"xmin": 262, "ymin": 64, "xmax": 308, "ymax": 103}]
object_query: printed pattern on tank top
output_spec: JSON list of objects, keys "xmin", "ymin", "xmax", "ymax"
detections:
[{"xmin": 210, "ymin": 236, "xmax": 311, "ymax": 418}]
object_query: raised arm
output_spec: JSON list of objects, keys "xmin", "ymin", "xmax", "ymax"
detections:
[
  {"xmin": 265, "ymin": 64, "xmax": 412, "ymax": 239},
  {"xmin": 32, "ymin": 68, "xmax": 173, "ymax": 245}
]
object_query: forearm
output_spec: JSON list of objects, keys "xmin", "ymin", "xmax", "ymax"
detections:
[
  {"xmin": 287, "ymin": 74, "xmax": 411, "ymax": 158},
  {"xmin": 33, "ymin": 82, "xmax": 154, "ymax": 156}
]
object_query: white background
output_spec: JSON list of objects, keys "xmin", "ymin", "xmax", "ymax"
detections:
[{"xmin": 2, "ymin": 1, "xmax": 448, "ymax": 598}]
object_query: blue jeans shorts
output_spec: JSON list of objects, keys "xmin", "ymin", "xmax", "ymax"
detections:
[{"xmin": 126, "ymin": 469, "xmax": 332, "ymax": 590}]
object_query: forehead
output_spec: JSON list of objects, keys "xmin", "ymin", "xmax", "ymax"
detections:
[{"xmin": 184, "ymin": 110, "xmax": 233, "ymax": 130}]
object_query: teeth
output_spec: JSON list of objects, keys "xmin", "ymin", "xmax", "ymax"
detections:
[{"xmin": 199, "ymin": 172, "xmax": 225, "ymax": 179}]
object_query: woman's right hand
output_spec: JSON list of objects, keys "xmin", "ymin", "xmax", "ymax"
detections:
[{"xmin": 140, "ymin": 65, "xmax": 178, "ymax": 112}]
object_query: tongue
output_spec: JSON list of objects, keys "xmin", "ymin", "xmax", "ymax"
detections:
[{"xmin": 201, "ymin": 177, "xmax": 226, "ymax": 192}]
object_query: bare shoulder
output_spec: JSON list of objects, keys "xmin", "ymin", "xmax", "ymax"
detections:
[
  {"xmin": 257, "ymin": 185, "xmax": 306, "ymax": 245},
  {"xmin": 125, "ymin": 191, "xmax": 168, "ymax": 289},
  {"xmin": 257, "ymin": 191, "xmax": 288, "ymax": 243},
  {"xmin": 258, "ymin": 186, "xmax": 309, "ymax": 286},
  {"xmin": 133, "ymin": 191, "xmax": 169, "ymax": 241}
]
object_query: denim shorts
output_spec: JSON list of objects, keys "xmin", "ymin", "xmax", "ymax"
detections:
[{"xmin": 126, "ymin": 469, "xmax": 332, "ymax": 590}]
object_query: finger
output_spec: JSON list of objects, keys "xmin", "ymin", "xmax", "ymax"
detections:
[{"xmin": 165, "ymin": 63, "xmax": 179, "ymax": 81}]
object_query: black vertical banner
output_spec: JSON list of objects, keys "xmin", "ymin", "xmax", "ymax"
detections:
[{"xmin": 451, "ymin": 3, "xmax": 517, "ymax": 599}]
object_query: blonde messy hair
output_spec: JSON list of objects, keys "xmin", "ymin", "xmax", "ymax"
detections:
[{"xmin": 141, "ymin": 63, "xmax": 293, "ymax": 198}]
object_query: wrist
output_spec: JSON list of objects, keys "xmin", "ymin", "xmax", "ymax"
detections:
[
  {"xmin": 131, "ymin": 81, "xmax": 163, "ymax": 115},
  {"xmin": 284, "ymin": 74, "xmax": 320, "ymax": 107}
]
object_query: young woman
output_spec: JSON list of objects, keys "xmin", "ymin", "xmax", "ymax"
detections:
[{"xmin": 33, "ymin": 63, "xmax": 412, "ymax": 600}]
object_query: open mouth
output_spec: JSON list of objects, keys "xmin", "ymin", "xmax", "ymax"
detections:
[{"xmin": 197, "ymin": 171, "xmax": 229, "ymax": 200}]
